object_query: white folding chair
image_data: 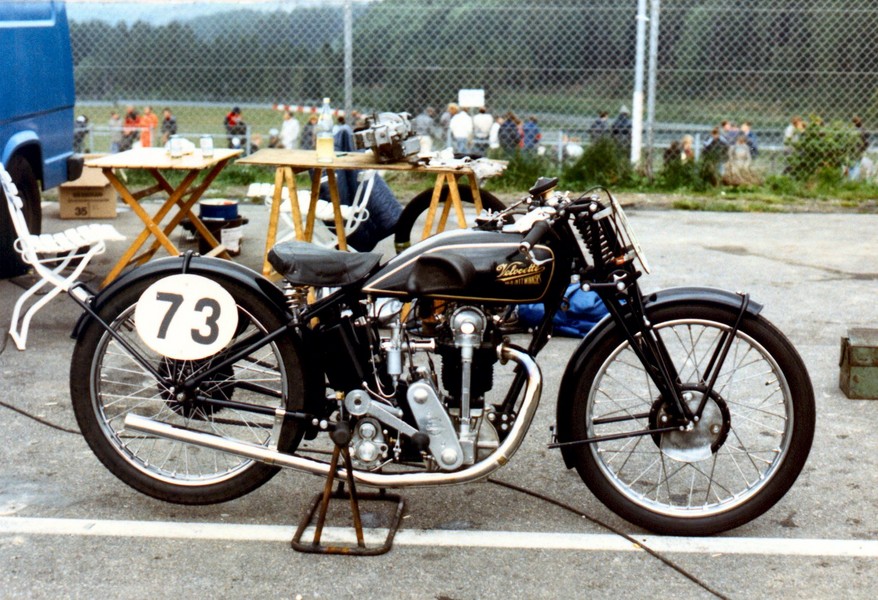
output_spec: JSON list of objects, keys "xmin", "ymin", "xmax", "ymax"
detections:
[
  {"xmin": 1, "ymin": 164, "xmax": 125, "ymax": 350},
  {"xmin": 248, "ymin": 171, "xmax": 375, "ymax": 250}
]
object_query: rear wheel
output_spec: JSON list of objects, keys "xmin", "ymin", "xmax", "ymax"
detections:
[
  {"xmin": 70, "ymin": 274, "xmax": 305, "ymax": 504},
  {"xmin": 0, "ymin": 155, "xmax": 41, "ymax": 278},
  {"xmin": 569, "ymin": 303, "xmax": 815, "ymax": 535}
]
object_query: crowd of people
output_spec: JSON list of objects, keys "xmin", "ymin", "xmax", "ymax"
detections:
[
  {"xmin": 661, "ymin": 119, "xmax": 762, "ymax": 186},
  {"xmin": 95, "ymin": 102, "xmax": 873, "ymax": 186},
  {"xmin": 104, "ymin": 105, "xmax": 177, "ymax": 153},
  {"xmin": 409, "ymin": 103, "xmax": 543, "ymax": 157}
]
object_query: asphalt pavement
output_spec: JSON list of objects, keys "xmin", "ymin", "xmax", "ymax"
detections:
[{"xmin": 1, "ymin": 196, "xmax": 877, "ymax": 599}]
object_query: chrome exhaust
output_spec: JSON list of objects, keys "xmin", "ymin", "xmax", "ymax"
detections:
[{"xmin": 124, "ymin": 343, "xmax": 542, "ymax": 488}]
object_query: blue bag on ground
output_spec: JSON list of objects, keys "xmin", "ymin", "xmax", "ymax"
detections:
[{"xmin": 518, "ymin": 283, "xmax": 609, "ymax": 336}]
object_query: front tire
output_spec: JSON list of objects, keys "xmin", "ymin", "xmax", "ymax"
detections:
[
  {"xmin": 569, "ymin": 303, "xmax": 815, "ymax": 535},
  {"xmin": 70, "ymin": 274, "xmax": 305, "ymax": 504}
]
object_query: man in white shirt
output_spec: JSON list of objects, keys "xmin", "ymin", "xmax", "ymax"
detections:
[
  {"xmin": 280, "ymin": 110, "xmax": 300, "ymax": 150},
  {"xmin": 448, "ymin": 103, "xmax": 473, "ymax": 154},
  {"xmin": 472, "ymin": 107, "xmax": 493, "ymax": 155}
]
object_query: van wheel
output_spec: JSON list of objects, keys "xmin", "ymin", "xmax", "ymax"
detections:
[{"xmin": 0, "ymin": 156, "xmax": 41, "ymax": 278}]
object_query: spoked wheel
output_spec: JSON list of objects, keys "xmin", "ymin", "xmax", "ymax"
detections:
[
  {"xmin": 70, "ymin": 275, "xmax": 305, "ymax": 504},
  {"xmin": 393, "ymin": 185, "xmax": 505, "ymax": 253},
  {"xmin": 569, "ymin": 303, "xmax": 815, "ymax": 535}
]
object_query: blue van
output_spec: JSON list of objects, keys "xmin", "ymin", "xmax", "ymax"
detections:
[{"xmin": 0, "ymin": 0, "xmax": 82, "ymax": 277}]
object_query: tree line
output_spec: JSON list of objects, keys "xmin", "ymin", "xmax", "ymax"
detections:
[{"xmin": 70, "ymin": 0, "xmax": 878, "ymax": 126}]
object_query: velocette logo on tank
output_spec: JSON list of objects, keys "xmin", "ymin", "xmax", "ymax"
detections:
[{"xmin": 495, "ymin": 261, "xmax": 545, "ymax": 285}]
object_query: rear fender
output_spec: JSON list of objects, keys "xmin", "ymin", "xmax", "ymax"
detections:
[
  {"xmin": 71, "ymin": 255, "xmax": 326, "ymax": 415},
  {"xmin": 555, "ymin": 287, "xmax": 763, "ymax": 469}
]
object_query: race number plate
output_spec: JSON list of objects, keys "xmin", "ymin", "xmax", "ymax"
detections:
[{"xmin": 134, "ymin": 274, "xmax": 238, "ymax": 360}]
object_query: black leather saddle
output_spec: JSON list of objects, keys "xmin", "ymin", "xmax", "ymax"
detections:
[{"xmin": 268, "ymin": 241, "xmax": 382, "ymax": 286}]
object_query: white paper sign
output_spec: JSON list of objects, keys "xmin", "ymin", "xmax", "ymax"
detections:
[
  {"xmin": 134, "ymin": 274, "xmax": 238, "ymax": 360},
  {"xmin": 458, "ymin": 88, "xmax": 485, "ymax": 108}
]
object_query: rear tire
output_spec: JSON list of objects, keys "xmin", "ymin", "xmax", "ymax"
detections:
[
  {"xmin": 70, "ymin": 273, "xmax": 305, "ymax": 504},
  {"xmin": 568, "ymin": 302, "xmax": 815, "ymax": 535},
  {"xmin": 0, "ymin": 155, "xmax": 41, "ymax": 278}
]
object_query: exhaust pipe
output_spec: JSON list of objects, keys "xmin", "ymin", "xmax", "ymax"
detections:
[{"xmin": 124, "ymin": 343, "xmax": 542, "ymax": 488}]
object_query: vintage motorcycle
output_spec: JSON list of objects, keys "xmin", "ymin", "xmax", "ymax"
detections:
[{"xmin": 68, "ymin": 177, "xmax": 815, "ymax": 536}]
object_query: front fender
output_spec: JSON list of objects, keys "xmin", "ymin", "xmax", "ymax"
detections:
[{"xmin": 555, "ymin": 286, "xmax": 762, "ymax": 469}]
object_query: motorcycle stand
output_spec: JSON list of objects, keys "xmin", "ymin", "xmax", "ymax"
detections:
[{"xmin": 291, "ymin": 425, "xmax": 406, "ymax": 556}]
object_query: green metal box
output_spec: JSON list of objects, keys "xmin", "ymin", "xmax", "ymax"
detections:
[{"xmin": 839, "ymin": 328, "xmax": 878, "ymax": 399}]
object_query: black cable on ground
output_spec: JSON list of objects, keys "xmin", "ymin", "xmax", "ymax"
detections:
[
  {"xmin": 0, "ymin": 399, "xmax": 81, "ymax": 435},
  {"xmin": 488, "ymin": 477, "xmax": 732, "ymax": 600}
]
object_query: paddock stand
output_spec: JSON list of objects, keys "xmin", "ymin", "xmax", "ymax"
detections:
[{"xmin": 291, "ymin": 423, "xmax": 406, "ymax": 556}]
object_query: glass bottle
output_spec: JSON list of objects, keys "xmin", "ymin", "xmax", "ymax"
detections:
[{"xmin": 316, "ymin": 97, "xmax": 334, "ymax": 163}]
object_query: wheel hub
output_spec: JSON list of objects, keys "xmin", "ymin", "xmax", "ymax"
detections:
[
  {"xmin": 158, "ymin": 358, "xmax": 234, "ymax": 419},
  {"xmin": 651, "ymin": 387, "xmax": 731, "ymax": 463}
]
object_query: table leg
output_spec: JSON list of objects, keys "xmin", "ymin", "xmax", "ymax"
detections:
[
  {"xmin": 421, "ymin": 172, "xmax": 446, "ymax": 240},
  {"xmin": 100, "ymin": 160, "xmax": 232, "ymax": 288},
  {"xmin": 304, "ymin": 169, "xmax": 321, "ymax": 243},
  {"xmin": 284, "ymin": 167, "xmax": 304, "ymax": 241},
  {"xmin": 444, "ymin": 174, "xmax": 468, "ymax": 229},
  {"xmin": 326, "ymin": 170, "xmax": 347, "ymax": 251},
  {"xmin": 262, "ymin": 168, "xmax": 285, "ymax": 277},
  {"xmin": 469, "ymin": 174, "xmax": 483, "ymax": 213},
  {"xmin": 101, "ymin": 170, "xmax": 189, "ymax": 287}
]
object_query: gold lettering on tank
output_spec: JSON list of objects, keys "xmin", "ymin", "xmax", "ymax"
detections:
[{"xmin": 496, "ymin": 262, "xmax": 545, "ymax": 286}]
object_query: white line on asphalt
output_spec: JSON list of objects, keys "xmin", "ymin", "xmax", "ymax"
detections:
[{"xmin": 1, "ymin": 516, "xmax": 876, "ymax": 557}]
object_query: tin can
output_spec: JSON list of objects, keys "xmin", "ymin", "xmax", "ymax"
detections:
[{"xmin": 200, "ymin": 135, "xmax": 214, "ymax": 158}]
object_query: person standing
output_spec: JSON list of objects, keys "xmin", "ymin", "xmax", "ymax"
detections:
[
  {"xmin": 611, "ymin": 105, "xmax": 632, "ymax": 154},
  {"xmin": 849, "ymin": 116, "xmax": 871, "ymax": 180},
  {"xmin": 121, "ymin": 105, "xmax": 140, "ymax": 151},
  {"xmin": 141, "ymin": 106, "xmax": 159, "ymax": 147},
  {"xmin": 498, "ymin": 112, "xmax": 522, "ymax": 156},
  {"xmin": 160, "ymin": 107, "xmax": 177, "ymax": 146},
  {"xmin": 412, "ymin": 106, "xmax": 437, "ymax": 154},
  {"xmin": 589, "ymin": 111, "xmax": 610, "ymax": 142},
  {"xmin": 280, "ymin": 110, "xmax": 300, "ymax": 150},
  {"xmin": 300, "ymin": 114, "xmax": 318, "ymax": 150},
  {"xmin": 224, "ymin": 106, "xmax": 246, "ymax": 148},
  {"xmin": 522, "ymin": 115, "xmax": 541, "ymax": 152},
  {"xmin": 108, "ymin": 110, "xmax": 122, "ymax": 153},
  {"xmin": 739, "ymin": 122, "xmax": 758, "ymax": 158},
  {"xmin": 472, "ymin": 107, "xmax": 494, "ymax": 155},
  {"xmin": 448, "ymin": 103, "xmax": 473, "ymax": 154}
]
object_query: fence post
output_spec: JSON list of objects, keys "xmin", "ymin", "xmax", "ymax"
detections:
[
  {"xmin": 630, "ymin": 0, "xmax": 648, "ymax": 167},
  {"xmin": 645, "ymin": 0, "xmax": 660, "ymax": 176},
  {"xmin": 344, "ymin": 0, "xmax": 353, "ymax": 118}
]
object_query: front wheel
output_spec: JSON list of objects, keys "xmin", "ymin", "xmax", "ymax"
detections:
[
  {"xmin": 569, "ymin": 303, "xmax": 815, "ymax": 535},
  {"xmin": 70, "ymin": 274, "xmax": 305, "ymax": 505}
]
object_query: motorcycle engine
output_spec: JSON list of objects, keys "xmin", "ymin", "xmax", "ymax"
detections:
[
  {"xmin": 429, "ymin": 304, "xmax": 503, "ymax": 462},
  {"xmin": 353, "ymin": 112, "xmax": 421, "ymax": 164}
]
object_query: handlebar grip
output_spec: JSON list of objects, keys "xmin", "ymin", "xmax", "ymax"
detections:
[{"xmin": 519, "ymin": 218, "xmax": 552, "ymax": 254}]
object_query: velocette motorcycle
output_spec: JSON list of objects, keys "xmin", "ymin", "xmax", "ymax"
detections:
[{"xmin": 68, "ymin": 177, "xmax": 814, "ymax": 536}]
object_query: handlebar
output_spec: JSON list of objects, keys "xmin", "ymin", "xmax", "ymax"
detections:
[{"xmin": 518, "ymin": 217, "xmax": 553, "ymax": 256}]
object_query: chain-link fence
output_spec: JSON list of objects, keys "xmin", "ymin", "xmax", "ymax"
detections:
[{"xmin": 68, "ymin": 0, "xmax": 878, "ymax": 181}]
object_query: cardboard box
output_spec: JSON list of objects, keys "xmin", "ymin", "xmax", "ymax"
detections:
[
  {"xmin": 59, "ymin": 166, "xmax": 117, "ymax": 219},
  {"xmin": 839, "ymin": 328, "xmax": 878, "ymax": 399}
]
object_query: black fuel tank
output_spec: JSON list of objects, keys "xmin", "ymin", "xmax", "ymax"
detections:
[{"xmin": 363, "ymin": 229, "xmax": 554, "ymax": 303}]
